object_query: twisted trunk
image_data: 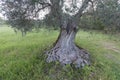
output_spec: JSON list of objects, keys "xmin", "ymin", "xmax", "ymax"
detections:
[{"xmin": 46, "ymin": 20, "xmax": 90, "ymax": 68}]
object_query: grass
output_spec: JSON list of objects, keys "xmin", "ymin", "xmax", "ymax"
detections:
[{"xmin": 0, "ymin": 25, "xmax": 120, "ymax": 80}]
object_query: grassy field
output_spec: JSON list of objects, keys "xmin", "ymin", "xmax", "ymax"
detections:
[{"xmin": 0, "ymin": 25, "xmax": 120, "ymax": 80}]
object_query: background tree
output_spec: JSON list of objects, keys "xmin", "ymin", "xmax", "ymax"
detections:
[
  {"xmin": 80, "ymin": 0, "xmax": 120, "ymax": 33},
  {"xmin": 96, "ymin": 0, "xmax": 120, "ymax": 32},
  {"xmin": 1, "ymin": 0, "xmax": 93, "ymax": 67}
]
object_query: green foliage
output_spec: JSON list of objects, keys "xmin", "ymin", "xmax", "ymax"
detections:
[
  {"xmin": 95, "ymin": 0, "xmax": 120, "ymax": 31},
  {"xmin": 0, "ymin": 25, "xmax": 120, "ymax": 80},
  {"xmin": 80, "ymin": 0, "xmax": 120, "ymax": 32},
  {"xmin": 93, "ymin": 20, "xmax": 105, "ymax": 30},
  {"xmin": 1, "ymin": 0, "xmax": 46, "ymax": 33},
  {"xmin": 80, "ymin": 15, "xmax": 105, "ymax": 30}
]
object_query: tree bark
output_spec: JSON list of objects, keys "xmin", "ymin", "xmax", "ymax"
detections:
[{"xmin": 46, "ymin": 20, "xmax": 90, "ymax": 68}]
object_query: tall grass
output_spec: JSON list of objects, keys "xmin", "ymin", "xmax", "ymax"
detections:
[{"xmin": 0, "ymin": 25, "xmax": 120, "ymax": 80}]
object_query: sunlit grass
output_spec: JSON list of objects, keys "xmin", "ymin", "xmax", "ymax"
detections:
[{"xmin": 0, "ymin": 25, "xmax": 120, "ymax": 80}]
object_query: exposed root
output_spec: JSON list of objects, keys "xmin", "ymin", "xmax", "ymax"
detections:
[{"xmin": 46, "ymin": 45, "xmax": 90, "ymax": 68}]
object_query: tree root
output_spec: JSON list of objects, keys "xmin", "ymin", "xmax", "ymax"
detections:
[{"xmin": 46, "ymin": 45, "xmax": 90, "ymax": 68}]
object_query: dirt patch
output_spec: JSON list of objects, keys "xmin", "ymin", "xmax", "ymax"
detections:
[{"xmin": 102, "ymin": 42, "xmax": 120, "ymax": 53}]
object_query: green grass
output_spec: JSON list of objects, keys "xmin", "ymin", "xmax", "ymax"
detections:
[{"xmin": 0, "ymin": 25, "xmax": 120, "ymax": 80}]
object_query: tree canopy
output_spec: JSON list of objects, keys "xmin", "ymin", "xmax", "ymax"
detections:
[{"xmin": 1, "ymin": 0, "xmax": 92, "ymax": 32}]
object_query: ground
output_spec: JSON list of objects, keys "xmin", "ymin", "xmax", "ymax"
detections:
[{"xmin": 0, "ymin": 25, "xmax": 120, "ymax": 80}]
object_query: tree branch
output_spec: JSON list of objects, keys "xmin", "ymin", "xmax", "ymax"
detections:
[
  {"xmin": 36, "ymin": 4, "xmax": 50, "ymax": 14},
  {"xmin": 33, "ymin": 2, "xmax": 51, "ymax": 17},
  {"xmin": 75, "ymin": 0, "xmax": 91, "ymax": 18},
  {"xmin": 38, "ymin": 2, "xmax": 51, "ymax": 6}
]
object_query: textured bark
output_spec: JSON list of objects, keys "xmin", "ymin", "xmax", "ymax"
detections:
[{"xmin": 46, "ymin": 21, "xmax": 90, "ymax": 68}]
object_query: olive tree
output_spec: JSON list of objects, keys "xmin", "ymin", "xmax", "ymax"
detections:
[
  {"xmin": 96, "ymin": 0, "xmax": 120, "ymax": 32},
  {"xmin": 1, "ymin": 0, "xmax": 92, "ymax": 67}
]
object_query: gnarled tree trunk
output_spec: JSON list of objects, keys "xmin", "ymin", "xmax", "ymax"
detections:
[{"xmin": 46, "ymin": 20, "xmax": 90, "ymax": 68}]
